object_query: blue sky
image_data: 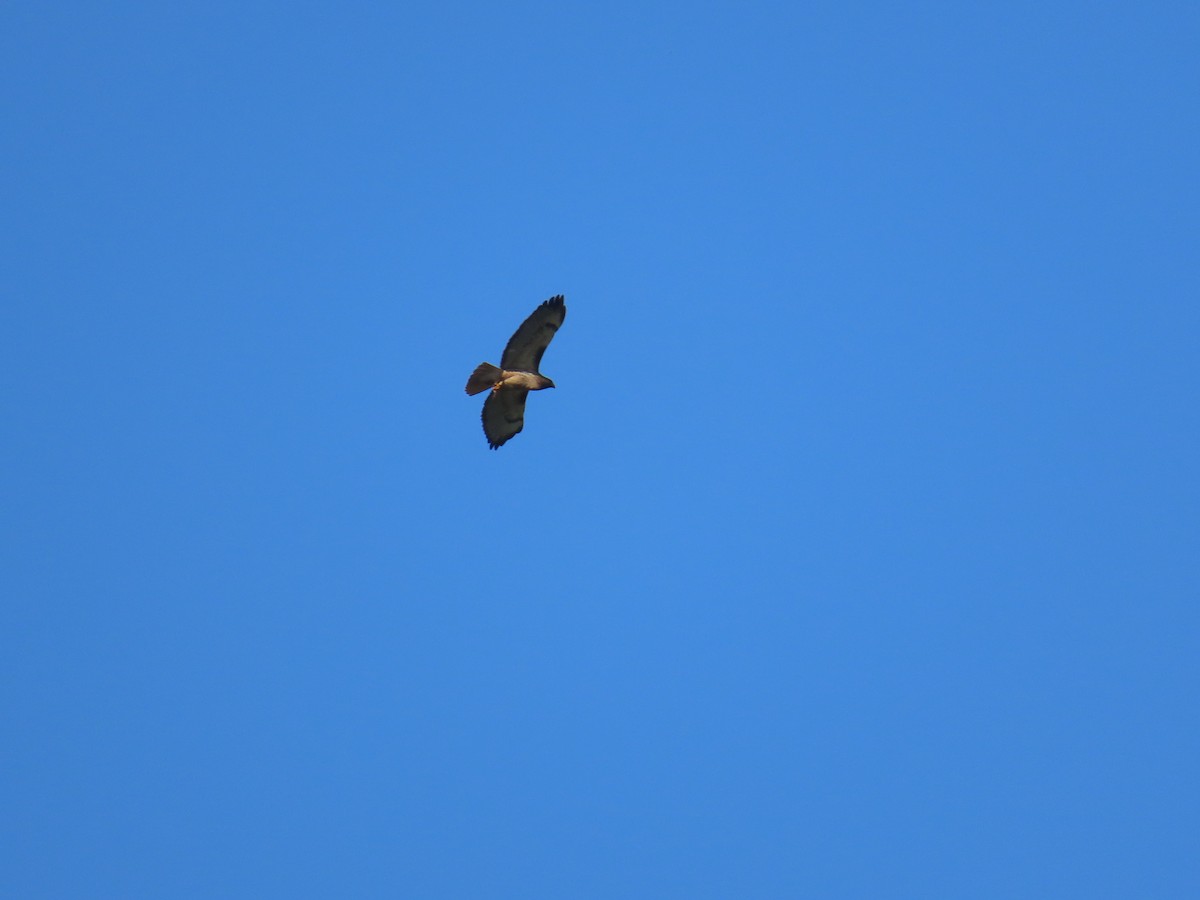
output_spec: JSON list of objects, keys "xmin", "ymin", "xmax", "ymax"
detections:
[{"xmin": 3, "ymin": 2, "xmax": 1198, "ymax": 897}]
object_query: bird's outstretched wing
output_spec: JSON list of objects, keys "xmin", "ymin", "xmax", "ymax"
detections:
[
  {"xmin": 481, "ymin": 389, "xmax": 528, "ymax": 449},
  {"xmin": 500, "ymin": 295, "xmax": 566, "ymax": 373}
]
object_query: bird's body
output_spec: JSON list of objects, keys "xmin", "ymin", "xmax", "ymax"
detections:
[
  {"xmin": 498, "ymin": 371, "xmax": 553, "ymax": 391},
  {"xmin": 465, "ymin": 295, "xmax": 566, "ymax": 449},
  {"xmin": 465, "ymin": 365, "xmax": 553, "ymax": 395}
]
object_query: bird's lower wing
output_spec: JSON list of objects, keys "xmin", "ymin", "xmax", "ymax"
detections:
[{"xmin": 482, "ymin": 389, "xmax": 528, "ymax": 449}]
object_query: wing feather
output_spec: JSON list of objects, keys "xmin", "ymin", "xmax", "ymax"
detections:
[
  {"xmin": 500, "ymin": 295, "xmax": 566, "ymax": 373},
  {"xmin": 481, "ymin": 388, "xmax": 528, "ymax": 449}
]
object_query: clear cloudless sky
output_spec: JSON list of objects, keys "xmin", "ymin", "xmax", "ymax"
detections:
[{"xmin": 2, "ymin": 2, "xmax": 1197, "ymax": 897}]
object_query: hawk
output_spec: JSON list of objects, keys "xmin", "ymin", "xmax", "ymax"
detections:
[{"xmin": 465, "ymin": 295, "xmax": 567, "ymax": 449}]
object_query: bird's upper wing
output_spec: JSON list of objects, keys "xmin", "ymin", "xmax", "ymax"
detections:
[
  {"xmin": 482, "ymin": 388, "xmax": 528, "ymax": 449},
  {"xmin": 500, "ymin": 295, "xmax": 566, "ymax": 373}
]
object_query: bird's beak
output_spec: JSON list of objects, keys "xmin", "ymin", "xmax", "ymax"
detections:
[{"xmin": 547, "ymin": 381, "xmax": 556, "ymax": 389}]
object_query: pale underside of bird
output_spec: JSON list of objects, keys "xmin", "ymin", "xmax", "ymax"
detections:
[{"xmin": 464, "ymin": 294, "xmax": 566, "ymax": 449}]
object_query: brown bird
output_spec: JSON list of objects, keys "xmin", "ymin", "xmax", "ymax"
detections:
[{"xmin": 465, "ymin": 295, "xmax": 566, "ymax": 449}]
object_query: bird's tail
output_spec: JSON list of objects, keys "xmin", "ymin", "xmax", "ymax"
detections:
[{"xmin": 465, "ymin": 362, "xmax": 502, "ymax": 395}]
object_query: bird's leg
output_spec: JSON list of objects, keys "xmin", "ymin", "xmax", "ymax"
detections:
[{"xmin": 491, "ymin": 381, "xmax": 502, "ymax": 393}]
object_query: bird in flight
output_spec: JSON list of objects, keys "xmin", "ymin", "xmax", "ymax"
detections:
[{"xmin": 465, "ymin": 295, "xmax": 567, "ymax": 449}]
